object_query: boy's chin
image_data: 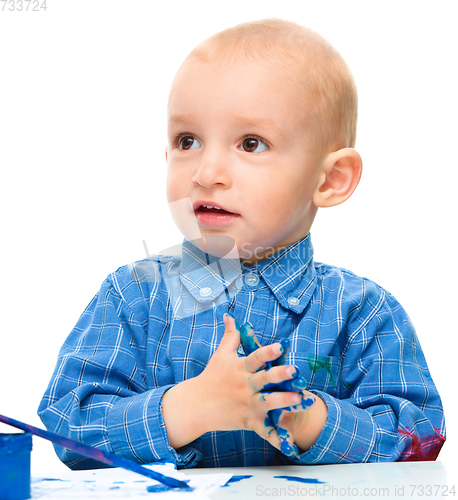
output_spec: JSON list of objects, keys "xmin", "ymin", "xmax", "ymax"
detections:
[{"xmin": 189, "ymin": 235, "xmax": 240, "ymax": 259}]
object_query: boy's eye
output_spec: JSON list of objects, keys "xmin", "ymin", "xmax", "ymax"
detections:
[
  {"xmin": 178, "ymin": 135, "xmax": 201, "ymax": 150},
  {"xmin": 240, "ymin": 137, "xmax": 268, "ymax": 153}
]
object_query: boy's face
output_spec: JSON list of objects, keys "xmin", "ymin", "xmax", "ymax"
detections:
[{"xmin": 166, "ymin": 56, "xmax": 323, "ymax": 265}]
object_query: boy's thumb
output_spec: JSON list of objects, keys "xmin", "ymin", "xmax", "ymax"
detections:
[{"xmin": 221, "ymin": 313, "xmax": 241, "ymax": 350}]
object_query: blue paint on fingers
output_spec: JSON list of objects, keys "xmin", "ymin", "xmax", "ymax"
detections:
[
  {"xmin": 280, "ymin": 440, "xmax": 299, "ymax": 457},
  {"xmin": 294, "ymin": 396, "xmax": 316, "ymax": 410},
  {"xmin": 229, "ymin": 315, "xmax": 307, "ymax": 459},
  {"xmin": 262, "ymin": 376, "xmax": 306, "ymax": 393},
  {"xmin": 281, "ymin": 396, "xmax": 316, "ymax": 412},
  {"xmin": 270, "ymin": 338, "xmax": 291, "ymax": 366},
  {"xmin": 266, "ymin": 408, "xmax": 298, "ymax": 457},
  {"xmin": 240, "ymin": 322, "xmax": 261, "ymax": 356}
]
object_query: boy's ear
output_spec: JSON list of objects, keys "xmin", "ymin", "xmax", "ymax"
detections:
[
  {"xmin": 312, "ymin": 148, "xmax": 362, "ymax": 208},
  {"xmin": 165, "ymin": 146, "xmax": 168, "ymax": 161}
]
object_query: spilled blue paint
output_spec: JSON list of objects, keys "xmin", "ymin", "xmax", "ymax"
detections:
[
  {"xmin": 147, "ymin": 483, "xmax": 174, "ymax": 492},
  {"xmin": 39, "ymin": 478, "xmax": 69, "ymax": 482},
  {"xmin": 146, "ymin": 479, "xmax": 193, "ymax": 493},
  {"xmin": 274, "ymin": 475, "xmax": 326, "ymax": 484},
  {"xmin": 222, "ymin": 475, "xmax": 254, "ymax": 487}
]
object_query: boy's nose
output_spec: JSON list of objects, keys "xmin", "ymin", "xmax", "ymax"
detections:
[{"xmin": 192, "ymin": 151, "xmax": 232, "ymax": 188}]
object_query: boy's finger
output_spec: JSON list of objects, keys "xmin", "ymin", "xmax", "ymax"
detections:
[
  {"xmin": 220, "ymin": 313, "xmax": 241, "ymax": 351},
  {"xmin": 254, "ymin": 390, "xmax": 303, "ymax": 415},
  {"xmin": 252, "ymin": 412, "xmax": 290, "ymax": 455},
  {"xmin": 269, "ymin": 337, "xmax": 291, "ymax": 366},
  {"xmin": 255, "ymin": 420, "xmax": 281, "ymax": 451},
  {"xmin": 278, "ymin": 392, "xmax": 316, "ymax": 413},
  {"xmin": 244, "ymin": 342, "xmax": 284, "ymax": 373},
  {"xmin": 269, "ymin": 409, "xmax": 299, "ymax": 457},
  {"xmin": 240, "ymin": 322, "xmax": 262, "ymax": 356},
  {"xmin": 256, "ymin": 408, "xmax": 298, "ymax": 458},
  {"xmin": 247, "ymin": 365, "xmax": 301, "ymax": 392},
  {"xmin": 261, "ymin": 375, "xmax": 307, "ymax": 393}
]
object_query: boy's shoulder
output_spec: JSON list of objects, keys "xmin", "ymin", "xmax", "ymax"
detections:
[
  {"xmin": 312, "ymin": 260, "xmax": 412, "ymax": 335},
  {"xmin": 314, "ymin": 259, "xmax": 382, "ymax": 287},
  {"xmin": 95, "ymin": 253, "xmax": 180, "ymax": 321},
  {"xmin": 313, "ymin": 260, "xmax": 394, "ymax": 312},
  {"xmin": 108, "ymin": 252, "xmax": 179, "ymax": 290}
]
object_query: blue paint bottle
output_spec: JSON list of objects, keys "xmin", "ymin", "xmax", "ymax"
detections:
[{"xmin": 0, "ymin": 433, "xmax": 32, "ymax": 500}]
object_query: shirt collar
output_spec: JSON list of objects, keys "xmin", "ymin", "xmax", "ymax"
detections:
[
  {"xmin": 241, "ymin": 234, "xmax": 317, "ymax": 314},
  {"xmin": 178, "ymin": 238, "xmax": 242, "ymax": 303},
  {"xmin": 178, "ymin": 235, "xmax": 316, "ymax": 313}
]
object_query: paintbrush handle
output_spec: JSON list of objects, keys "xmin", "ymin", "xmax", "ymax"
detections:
[{"xmin": 0, "ymin": 413, "xmax": 189, "ymax": 490}]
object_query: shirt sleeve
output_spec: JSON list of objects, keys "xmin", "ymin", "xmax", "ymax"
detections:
[
  {"xmin": 286, "ymin": 283, "xmax": 445, "ymax": 465},
  {"xmin": 37, "ymin": 275, "xmax": 202, "ymax": 469}
]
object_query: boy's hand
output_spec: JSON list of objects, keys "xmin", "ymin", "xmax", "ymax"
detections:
[
  {"xmin": 196, "ymin": 313, "xmax": 308, "ymax": 453},
  {"xmin": 239, "ymin": 321, "xmax": 327, "ymax": 456},
  {"xmin": 162, "ymin": 313, "xmax": 326, "ymax": 454}
]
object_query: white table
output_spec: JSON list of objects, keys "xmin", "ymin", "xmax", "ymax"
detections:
[
  {"xmin": 30, "ymin": 460, "xmax": 454, "ymax": 499},
  {"xmin": 188, "ymin": 461, "xmax": 453, "ymax": 499}
]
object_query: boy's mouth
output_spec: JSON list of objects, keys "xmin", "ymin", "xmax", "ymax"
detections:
[
  {"xmin": 193, "ymin": 202, "xmax": 240, "ymax": 226},
  {"xmin": 193, "ymin": 201, "xmax": 239, "ymax": 214},
  {"xmin": 197, "ymin": 205, "xmax": 233, "ymax": 214}
]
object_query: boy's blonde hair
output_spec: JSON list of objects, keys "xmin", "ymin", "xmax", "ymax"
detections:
[{"xmin": 184, "ymin": 18, "xmax": 358, "ymax": 159}]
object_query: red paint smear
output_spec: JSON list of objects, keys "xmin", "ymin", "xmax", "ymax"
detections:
[{"xmin": 398, "ymin": 427, "xmax": 445, "ymax": 462}]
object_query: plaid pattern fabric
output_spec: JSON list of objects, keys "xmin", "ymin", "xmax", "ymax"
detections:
[{"xmin": 38, "ymin": 234, "xmax": 445, "ymax": 468}]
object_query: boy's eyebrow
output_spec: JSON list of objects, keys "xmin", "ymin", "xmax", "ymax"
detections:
[
  {"xmin": 168, "ymin": 113, "xmax": 198, "ymax": 128},
  {"xmin": 233, "ymin": 116, "xmax": 288, "ymax": 139},
  {"xmin": 168, "ymin": 113, "xmax": 288, "ymax": 139}
]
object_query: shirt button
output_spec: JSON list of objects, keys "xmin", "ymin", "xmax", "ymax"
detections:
[
  {"xmin": 287, "ymin": 296, "xmax": 300, "ymax": 307},
  {"xmin": 244, "ymin": 273, "xmax": 260, "ymax": 287},
  {"xmin": 199, "ymin": 287, "xmax": 212, "ymax": 297}
]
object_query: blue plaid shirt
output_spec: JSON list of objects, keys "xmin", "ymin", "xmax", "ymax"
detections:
[{"xmin": 38, "ymin": 234, "xmax": 445, "ymax": 468}]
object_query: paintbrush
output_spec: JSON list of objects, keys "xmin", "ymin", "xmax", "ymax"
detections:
[{"xmin": 0, "ymin": 413, "xmax": 191, "ymax": 490}]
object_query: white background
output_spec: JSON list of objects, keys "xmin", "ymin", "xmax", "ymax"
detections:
[{"xmin": 1, "ymin": 0, "xmax": 456, "ymax": 474}]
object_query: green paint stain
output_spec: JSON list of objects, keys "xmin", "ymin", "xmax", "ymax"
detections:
[{"xmin": 307, "ymin": 354, "xmax": 336, "ymax": 386}]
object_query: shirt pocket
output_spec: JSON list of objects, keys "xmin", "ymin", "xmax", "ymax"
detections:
[{"xmin": 292, "ymin": 352, "xmax": 341, "ymax": 397}]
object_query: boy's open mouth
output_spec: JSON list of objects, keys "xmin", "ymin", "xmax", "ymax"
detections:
[
  {"xmin": 194, "ymin": 203, "xmax": 240, "ymax": 226},
  {"xmin": 197, "ymin": 205, "xmax": 234, "ymax": 214}
]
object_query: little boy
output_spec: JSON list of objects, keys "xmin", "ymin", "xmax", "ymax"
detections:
[{"xmin": 38, "ymin": 18, "xmax": 445, "ymax": 468}]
